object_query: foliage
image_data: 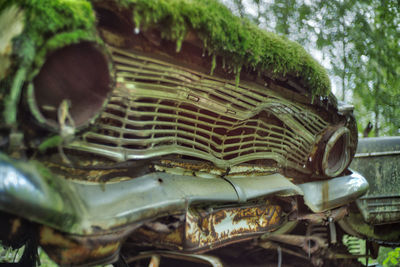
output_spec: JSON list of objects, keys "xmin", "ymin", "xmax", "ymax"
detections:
[
  {"xmin": 0, "ymin": 0, "xmax": 98, "ymax": 126},
  {"xmin": 382, "ymin": 247, "xmax": 400, "ymax": 267},
  {"xmin": 0, "ymin": 0, "xmax": 97, "ymax": 73},
  {"xmin": 351, "ymin": 0, "xmax": 400, "ymax": 136}
]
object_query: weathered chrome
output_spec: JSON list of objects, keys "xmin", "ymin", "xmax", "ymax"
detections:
[
  {"xmin": 0, "ymin": 153, "xmax": 371, "ymax": 236},
  {"xmin": 298, "ymin": 171, "xmax": 369, "ymax": 212},
  {"xmin": 321, "ymin": 127, "xmax": 351, "ymax": 177},
  {"xmin": 0, "ymin": 155, "xmax": 301, "ymax": 235},
  {"xmin": 67, "ymin": 45, "xmax": 329, "ymax": 173},
  {"xmin": 27, "ymin": 42, "xmax": 114, "ymax": 131},
  {"xmin": 350, "ymin": 137, "xmax": 400, "ymax": 225},
  {"xmin": 223, "ymin": 174, "xmax": 303, "ymax": 202},
  {"xmin": 0, "ymin": 156, "xmax": 77, "ymax": 230}
]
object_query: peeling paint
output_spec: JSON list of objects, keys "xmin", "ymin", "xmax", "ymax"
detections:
[{"xmin": 132, "ymin": 201, "xmax": 282, "ymax": 252}]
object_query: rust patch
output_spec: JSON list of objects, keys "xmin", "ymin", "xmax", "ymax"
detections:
[
  {"xmin": 130, "ymin": 202, "xmax": 283, "ymax": 253},
  {"xmin": 156, "ymin": 159, "xmax": 278, "ymax": 178},
  {"xmin": 213, "ymin": 210, "xmax": 227, "ymax": 224},
  {"xmin": 231, "ymin": 205, "xmax": 276, "ymax": 223},
  {"xmin": 184, "ymin": 202, "xmax": 283, "ymax": 251},
  {"xmin": 42, "ymin": 160, "xmax": 130, "ymax": 182},
  {"xmin": 39, "ymin": 226, "xmax": 123, "ymax": 266},
  {"xmin": 158, "ymin": 159, "xmax": 225, "ymax": 175},
  {"xmin": 297, "ymin": 206, "xmax": 348, "ymax": 225}
]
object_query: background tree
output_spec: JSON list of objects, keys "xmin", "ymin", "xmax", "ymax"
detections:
[{"xmin": 221, "ymin": 0, "xmax": 399, "ymax": 136}]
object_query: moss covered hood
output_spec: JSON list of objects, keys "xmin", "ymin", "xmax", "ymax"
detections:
[
  {"xmin": 1, "ymin": 0, "xmax": 331, "ymax": 97},
  {"xmin": 118, "ymin": 0, "xmax": 331, "ymax": 96}
]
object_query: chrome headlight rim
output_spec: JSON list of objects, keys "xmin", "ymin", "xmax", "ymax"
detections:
[
  {"xmin": 27, "ymin": 41, "xmax": 114, "ymax": 132},
  {"xmin": 321, "ymin": 127, "xmax": 351, "ymax": 177}
]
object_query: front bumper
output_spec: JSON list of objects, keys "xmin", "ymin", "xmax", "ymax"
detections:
[{"xmin": 0, "ymin": 155, "xmax": 368, "ymax": 236}]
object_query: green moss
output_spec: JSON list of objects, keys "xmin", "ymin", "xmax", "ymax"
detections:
[
  {"xmin": 2, "ymin": 0, "xmax": 97, "ymax": 68},
  {"xmin": 0, "ymin": 0, "xmax": 97, "ymax": 124},
  {"xmin": 116, "ymin": 0, "xmax": 331, "ymax": 96},
  {"xmin": 1, "ymin": 0, "xmax": 331, "ymax": 124}
]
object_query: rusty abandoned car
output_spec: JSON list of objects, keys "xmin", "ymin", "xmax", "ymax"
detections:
[{"xmin": 1, "ymin": 0, "xmax": 399, "ymax": 266}]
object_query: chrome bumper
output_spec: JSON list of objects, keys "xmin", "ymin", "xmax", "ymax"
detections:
[{"xmin": 0, "ymin": 155, "xmax": 368, "ymax": 235}]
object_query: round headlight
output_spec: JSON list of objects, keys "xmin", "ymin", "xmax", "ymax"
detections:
[
  {"xmin": 29, "ymin": 42, "xmax": 113, "ymax": 130},
  {"xmin": 321, "ymin": 127, "xmax": 351, "ymax": 177}
]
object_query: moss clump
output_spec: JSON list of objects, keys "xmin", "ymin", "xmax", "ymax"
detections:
[
  {"xmin": 0, "ymin": 0, "xmax": 98, "ymax": 125},
  {"xmin": 115, "ymin": 0, "xmax": 331, "ymax": 96},
  {"xmin": 0, "ymin": 0, "xmax": 97, "ymax": 76}
]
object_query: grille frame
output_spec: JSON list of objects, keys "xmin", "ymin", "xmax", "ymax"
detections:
[{"xmin": 67, "ymin": 46, "xmax": 329, "ymax": 172}]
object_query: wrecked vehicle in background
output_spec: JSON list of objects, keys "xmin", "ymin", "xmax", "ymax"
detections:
[{"xmin": 0, "ymin": 0, "xmax": 398, "ymax": 266}]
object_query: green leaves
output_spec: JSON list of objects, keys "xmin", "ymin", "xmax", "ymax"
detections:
[
  {"xmin": 383, "ymin": 247, "xmax": 400, "ymax": 267},
  {"xmin": 234, "ymin": 0, "xmax": 399, "ymax": 136}
]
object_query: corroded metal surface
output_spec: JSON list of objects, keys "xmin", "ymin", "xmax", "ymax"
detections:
[
  {"xmin": 295, "ymin": 206, "xmax": 348, "ymax": 225},
  {"xmin": 154, "ymin": 159, "xmax": 279, "ymax": 179},
  {"xmin": 1, "ymin": 154, "xmax": 305, "ymax": 236},
  {"xmin": 39, "ymin": 226, "xmax": 123, "ymax": 266},
  {"xmin": 263, "ymin": 234, "xmax": 328, "ymax": 254},
  {"xmin": 350, "ymin": 137, "xmax": 400, "ymax": 225},
  {"xmin": 66, "ymin": 45, "xmax": 333, "ymax": 175},
  {"xmin": 1, "ymin": 153, "xmax": 369, "ymax": 238},
  {"xmin": 185, "ymin": 201, "xmax": 282, "ymax": 251},
  {"xmin": 132, "ymin": 201, "xmax": 283, "ymax": 252}
]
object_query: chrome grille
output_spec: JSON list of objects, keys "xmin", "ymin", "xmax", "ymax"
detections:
[{"xmin": 67, "ymin": 46, "xmax": 328, "ymax": 171}]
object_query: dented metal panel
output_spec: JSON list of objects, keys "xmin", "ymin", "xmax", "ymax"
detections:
[
  {"xmin": 224, "ymin": 174, "xmax": 303, "ymax": 202},
  {"xmin": 350, "ymin": 137, "xmax": 400, "ymax": 224},
  {"xmin": 0, "ymin": 154, "xmax": 302, "ymax": 236}
]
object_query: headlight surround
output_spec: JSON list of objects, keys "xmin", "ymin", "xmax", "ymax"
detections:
[
  {"xmin": 28, "ymin": 42, "xmax": 113, "ymax": 131},
  {"xmin": 321, "ymin": 127, "xmax": 351, "ymax": 177}
]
